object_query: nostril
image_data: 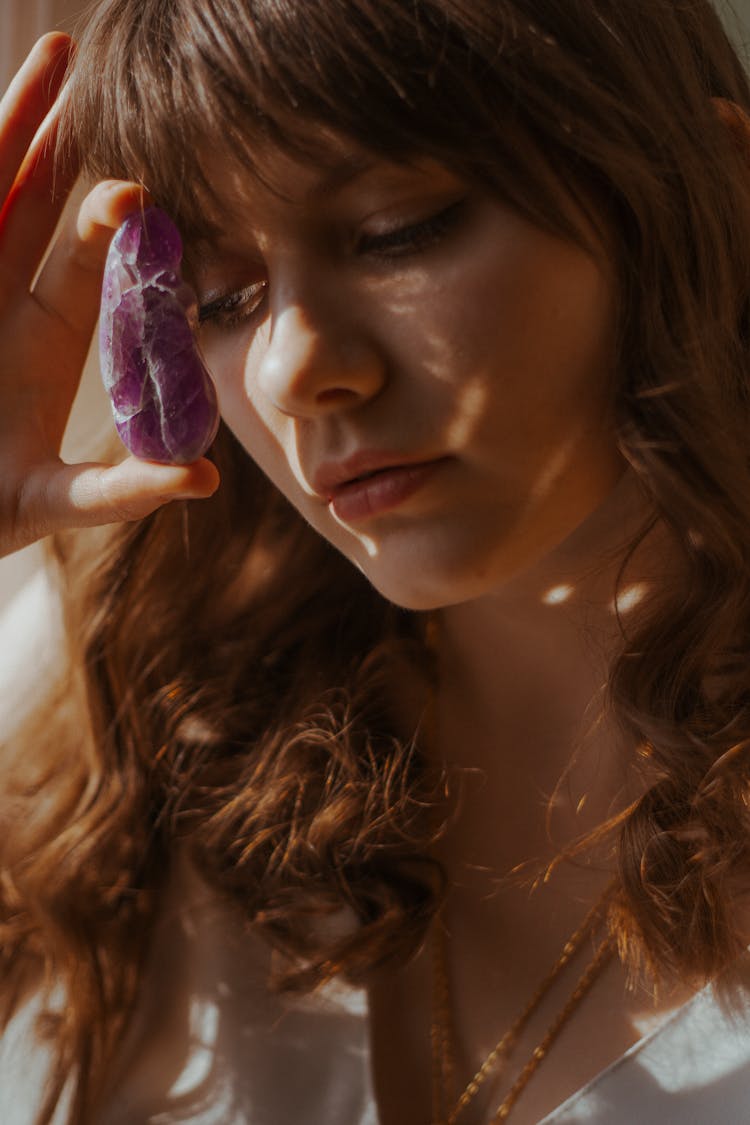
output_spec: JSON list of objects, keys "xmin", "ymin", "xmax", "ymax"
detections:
[{"xmin": 315, "ymin": 387, "xmax": 361, "ymax": 407}]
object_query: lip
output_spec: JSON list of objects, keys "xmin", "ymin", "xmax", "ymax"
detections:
[
  {"xmin": 311, "ymin": 450, "xmax": 429, "ymax": 497},
  {"xmin": 312, "ymin": 452, "xmax": 450, "ymax": 522}
]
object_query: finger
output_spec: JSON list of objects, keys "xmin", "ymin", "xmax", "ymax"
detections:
[
  {"xmin": 15, "ymin": 455, "xmax": 220, "ymax": 544},
  {"xmin": 0, "ymin": 33, "xmax": 72, "ymax": 204},
  {"xmin": 0, "ymin": 91, "xmax": 81, "ymax": 294},
  {"xmin": 31, "ymin": 180, "xmax": 151, "ymax": 344}
]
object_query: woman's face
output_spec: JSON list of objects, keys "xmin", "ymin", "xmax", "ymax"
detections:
[{"xmin": 194, "ymin": 142, "xmax": 624, "ymax": 610}]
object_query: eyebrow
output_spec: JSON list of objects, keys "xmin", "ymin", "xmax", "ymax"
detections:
[{"xmin": 188, "ymin": 154, "xmax": 416, "ymax": 268}]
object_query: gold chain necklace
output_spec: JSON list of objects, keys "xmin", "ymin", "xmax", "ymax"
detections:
[{"xmin": 430, "ymin": 886, "xmax": 616, "ymax": 1125}]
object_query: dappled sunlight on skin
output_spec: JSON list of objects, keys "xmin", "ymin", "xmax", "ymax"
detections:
[
  {"xmin": 330, "ymin": 506, "xmax": 379, "ymax": 558},
  {"xmin": 611, "ymin": 581, "xmax": 650, "ymax": 616},
  {"xmin": 538, "ymin": 575, "xmax": 651, "ymax": 617},
  {"xmin": 527, "ymin": 429, "xmax": 584, "ymax": 504},
  {"xmin": 542, "ymin": 583, "xmax": 574, "ymax": 606},
  {"xmin": 286, "ymin": 440, "xmax": 308, "ymax": 493},
  {"xmin": 443, "ymin": 377, "xmax": 489, "ymax": 449}
]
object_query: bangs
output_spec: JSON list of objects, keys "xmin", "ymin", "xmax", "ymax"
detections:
[{"xmin": 59, "ymin": 0, "xmax": 600, "ymax": 253}]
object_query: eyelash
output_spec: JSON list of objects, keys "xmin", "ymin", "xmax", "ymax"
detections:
[
  {"xmin": 198, "ymin": 282, "xmax": 266, "ymax": 331},
  {"xmin": 358, "ymin": 198, "xmax": 466, "ymax": 258},
  {"xmin": 197, "ymin": 199, "xmax": 466, "ymax": 330}
]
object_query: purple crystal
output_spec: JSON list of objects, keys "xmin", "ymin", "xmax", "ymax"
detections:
[{"xmin": 99, "ymin": 208, "xmax": 220, "ymax": 464}]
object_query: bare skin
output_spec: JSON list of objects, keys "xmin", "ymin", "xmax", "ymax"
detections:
[{"xmin": 368, "ymin": 473, "xmax": 697, "ymax": 1125}]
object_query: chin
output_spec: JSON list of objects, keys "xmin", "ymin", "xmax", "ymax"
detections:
[
  {"xmin": 349, "ymin": 515, "xmax": 588, "ymax": 610},
  {"xmin": 357, "ymin": 555, "xmax": 514, "ymax": 613}
]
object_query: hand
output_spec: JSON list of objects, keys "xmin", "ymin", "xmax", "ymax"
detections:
[{"xmin": 0, "ymin": 34, "xmax": 220, "ymax": 559}]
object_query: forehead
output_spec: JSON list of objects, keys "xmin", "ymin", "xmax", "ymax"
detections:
[
  {"xmin": 177, "ymin": 113, "xmax": 605, "ymax": 278},
  {"xmin": 187, "ymin": 133, "xmax": 457, "ymax": 252}
]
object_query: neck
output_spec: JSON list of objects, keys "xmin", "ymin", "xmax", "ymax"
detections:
[{"xmin": 430, "ymin": 468, "xmax": 678, "ymax": 891}]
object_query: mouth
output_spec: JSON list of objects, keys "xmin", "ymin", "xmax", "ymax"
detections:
[{"xmin": 322, "ymin": 457, "xmax": 451, "ymax": 522}]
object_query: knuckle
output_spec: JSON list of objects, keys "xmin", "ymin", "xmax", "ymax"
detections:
[{"xmin": 5, "ymin": 474, "xmax": 47, "ymax": 551}]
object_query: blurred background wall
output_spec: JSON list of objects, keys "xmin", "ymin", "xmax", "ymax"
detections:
[
  {"xmin": 1, "ymin": 0, "xmax": 750, "ymax": 610},
  {"xmin": 1, "ymin": 0, "xmax": 83, "ymax": 83},
  {"xmin": 717, "ymin": 0, "xmax": 750, "ymax": 45}
]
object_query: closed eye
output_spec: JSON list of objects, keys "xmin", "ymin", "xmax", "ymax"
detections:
[
  {"xmin": 196, "ymin": 199, "xmax": 467, "ymax": 329},
  {"xmin": 198, "ymin": 281, "xmax": 267, "ymax": 330},
  {"xmin": 357, "ymin": 199, "xmax": 468, "ymax": 259}
]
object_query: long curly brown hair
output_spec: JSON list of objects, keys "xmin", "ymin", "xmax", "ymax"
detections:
[{"xmin": 4, "ymin": 0, "xmax": 750, "ymax": 1120}]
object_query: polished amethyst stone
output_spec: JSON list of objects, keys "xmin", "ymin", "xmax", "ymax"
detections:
[{"xmin": 99, "ymin": 207, "xmax": 219, "ymax": 464}]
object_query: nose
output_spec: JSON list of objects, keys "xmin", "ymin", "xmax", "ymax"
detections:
[{"xmin": 255, "ymin": 294, "xmax": 386, "ymax": 417}]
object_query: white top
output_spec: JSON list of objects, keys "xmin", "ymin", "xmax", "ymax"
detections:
[
  {"xmin": 3, "ymin": 856, "xmax": 750, "ymax": 1125},
  {"xmin": 3, "ymin": 571, "xmax": 750, "ymax": 1124}
]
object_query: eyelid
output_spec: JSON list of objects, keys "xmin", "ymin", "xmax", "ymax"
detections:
[
  {"xmin": 194, "ymin": 194, "xmax": 468, "ymax": 326},
  {"xmin": 356, "ymin": 197, "xmax": 468, "ymax": 255},
  {"xmin": 359, "ymin": 193, "xmax": 463, "ymax": 233},
  {"xmin": 197, "ymin": 280, "xmax": 267, "ymax": 326}
]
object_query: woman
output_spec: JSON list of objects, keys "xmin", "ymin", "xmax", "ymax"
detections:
[{"xmin": 2, "ymin": 1, "xmax": 750, "ymax": 1122}]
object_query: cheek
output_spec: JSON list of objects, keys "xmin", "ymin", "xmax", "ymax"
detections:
[
  {"xmin": 465, "ymin": 219, "xmax": 613, "ymax": 380},
  {"xmin": 209, "ymin": 346, "xmax": 359, "ymax": 555},
  {"xmin": 436, "ymin": 223, "xmax": 616, "ymax": 455},
  {"xmin": 227, "ymin": 383, "xmax": 300, "ymax": 496},
  {"xmin": 204, "ymin": 337, "xmax": 295, "ymax": 491}
]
